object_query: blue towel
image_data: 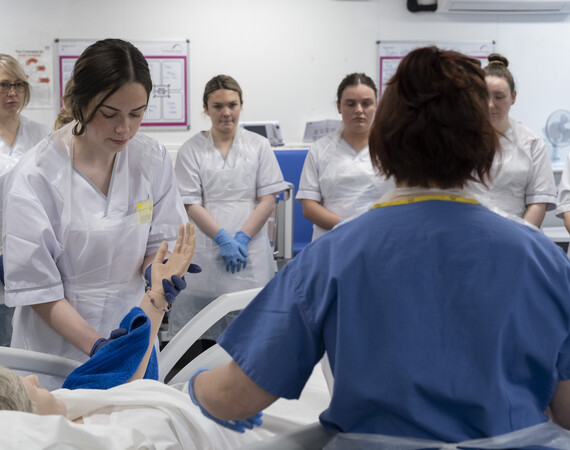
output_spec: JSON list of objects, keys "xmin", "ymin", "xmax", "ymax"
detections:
[{"xmin": 62, "ymin": 307, "xmax": 158, "ymax": 390}]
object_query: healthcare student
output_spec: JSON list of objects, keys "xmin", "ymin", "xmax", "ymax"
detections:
[
  {"xmin": 0, "ymin": 54, "xmax": 50, "ymax": 174},
  {"xmin": 170, "ymin": 75, "xmax": 288, "ymax": 340},
  {"xmin": 0, "ymin": 224, "xmax": 268, "ymax": 449},
  {"xmin": 296, "ymin": 73, "xmax": 393, "ymax": 241},
  {"xmin": 189, "ymin": 47, "xmax": 570, "ymax": 444},
  {"xmin": 467, "ymin": 53, "xmax": 555, "ymax": 227},
  {"xmin": 2, "ymin": 39, "xmax": 187, "ymax": 389},
  {"xmin": 0, "ymin": 54, "xmax": 51, "ymax": 347}
]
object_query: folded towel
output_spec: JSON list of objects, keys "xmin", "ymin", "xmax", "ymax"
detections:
[{"xmin": 62, "ymin": 307, "xmax": 158, "ymax": 390}]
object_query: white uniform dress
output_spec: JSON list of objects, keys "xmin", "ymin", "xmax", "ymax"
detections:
[
  {"xmin": 555, "ymin": 152, "xmax": 570, "ymax": 219},
  {"xmin": 295, "ymin": 127, "xmax": 394, "ymax": 241},
  {"xmin": 2, "ymin": 123, "xmax": 186, "ymax": 388},
  {"xmin": 0, "ymin": 115, "xmax": 50, "ymax": 346},
  {"xmin": 468, "ymin": 120, "xmax": 556, "ymax": 218},
  {"xmin": 170, "ymin": 127, "xmax": 288, "ymax": 338},
  {"xmin": 0, "ymin": 115, "xmax": 50, "ymax": 179}
]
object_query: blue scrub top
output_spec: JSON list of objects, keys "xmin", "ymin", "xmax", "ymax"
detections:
[{"xmin": 218, "ymin": 198, "xmax": 570, "ymax": 441}]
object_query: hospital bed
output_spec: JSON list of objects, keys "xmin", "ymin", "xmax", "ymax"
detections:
[
  {"xmin": 0, "ymin": 287, "xmax": 334, "ymax": 449},
  {"xmin": 4, "ymin": 288, "xmax": 569, "ymax": 449},
  {"xmin": 272, "ymin": 182, "xmax": 295, "ymax": 269}
]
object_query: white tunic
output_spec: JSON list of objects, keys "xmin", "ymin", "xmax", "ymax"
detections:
[
  {"xmin": 3, "ymin": 124, "xmax": 186, "ymax": 385},
  {"xmin": 0, "ymin": 116, "xmax": 49, "ymax": 339},
  {"xmin": 0, "ymin": 115, "xmax": 50, "ymax": 175},
  {"xmin": 0, "ymin": 115, "xmax": 50, "ymax": 250},
  {"xmin": 295, "ymin": 127, "xmax": 394, "ymax": 241},
  {"xmin": 468, "ymin": 120, "xmax": 556, "ymax": 218},
  {"xmin": 170, "ymin": 127, "xmax": 288, "ymax": 337},
  {"xmin": 555, "ymin": 152, "xmax": 570, "ymax": 218}
]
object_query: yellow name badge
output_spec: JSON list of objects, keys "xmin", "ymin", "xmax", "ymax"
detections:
[{"xmin": 136, "ymin": 201, "xmax": 153, "ymax": 224}]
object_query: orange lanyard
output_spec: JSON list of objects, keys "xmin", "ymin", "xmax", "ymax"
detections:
[{"xmin": 371, "ymin": 194, "xmax": 479, "ymax": 209}]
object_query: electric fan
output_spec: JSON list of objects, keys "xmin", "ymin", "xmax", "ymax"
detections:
[{"xmin": 545, "ymin": 110, "xmax": 570, "ymax": 162}]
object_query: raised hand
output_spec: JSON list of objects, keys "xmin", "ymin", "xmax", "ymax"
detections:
[{"xmin": 150, "ymin": 223, "xmax": 196, "ymax": 299}]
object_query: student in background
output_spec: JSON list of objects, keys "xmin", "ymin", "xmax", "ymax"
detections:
[
  {"xmin": 468, "ymin": 53, "xmax": 555, "ymax": 228},
  {"xmin": 0, "ymin": 54, "xmax": 51, "ymax": 347},
  {"xmin": 296, "ymin": 73, "xmax": 393, "ymax": 241},
  {"xmin": 171, "ymin": 74, "xmax": 287, "ymax": 343},
  {"xmin": 0, "ymin": 54, "xmax": 50, "ymax": 171}
]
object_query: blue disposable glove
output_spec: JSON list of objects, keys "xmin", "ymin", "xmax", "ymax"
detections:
[
  {"xmin": 144, "ymin": 260, "xmax": 202, "ymax": 304},
  {"xmin": 90, "ymin": 327, "xmax": 128, "ymax": 357},
  {"xmin": 214, "ymin": 229, "xmax": 245, "ymax": 273},
  {"xmin": 234, "ymin": 231, "xmax": 251, "ymax": 270},
  {"xmin": 188, "ymin": 368, "xmax": 263, "ymax": 433}
]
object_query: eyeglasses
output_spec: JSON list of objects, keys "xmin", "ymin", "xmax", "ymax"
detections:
[{"xmin": 0, "ymin": 81, "xmax": 28, "ymax": 94}]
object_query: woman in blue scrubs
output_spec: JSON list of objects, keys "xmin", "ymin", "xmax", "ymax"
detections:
[{"xmin": 187, "ymin": 47, "xmax": 570, "ymax": 444}]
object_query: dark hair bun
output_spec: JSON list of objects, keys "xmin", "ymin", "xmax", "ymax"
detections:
[{"xmin": 487, "ymin": 53, "xmax": 509, "ymax": 67}]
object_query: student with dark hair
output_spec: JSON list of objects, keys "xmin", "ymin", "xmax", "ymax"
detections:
[
  {"xmin": 296, "ymin": 72, "xmax": 393, "ymax": 241},
  {"xmin": 467, "ymin": 53, "xmax": 555, "ymax": 227},
  {"xmin": 3, "ymin": 39, "xmax": 187, "ymax": 389},
  {"xmin": 189, "ymin": 47, "xmax": 570, "ymax": 443}
]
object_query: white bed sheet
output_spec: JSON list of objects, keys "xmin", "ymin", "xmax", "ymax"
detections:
[{"xmin": 0, "ymin": 362, "xmax": 331, "ymax": 450}]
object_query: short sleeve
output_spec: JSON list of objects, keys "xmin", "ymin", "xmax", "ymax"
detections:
[
  {"xmin": 3, "ymin": 173, "xmax": 65, "ymax": 306},
  {"xmin": 525, "ymin": 134, "xmax": 556, "ymax": 209},
  {"xmin": 174, "ymin": 138, "xmax": 204, "ymax": 206},
  {"xmin": 255, "ymin": 139, "xmax": 288, "ymax": 198},
  {"xmin": 295, "ymin": 143, "xmax": 322, "ymax": 203},
  {"xmin": 217, "ymin": 257, "xmax": 325, "ymax": 399}
]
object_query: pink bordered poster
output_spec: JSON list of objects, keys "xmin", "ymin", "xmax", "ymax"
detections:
[
  {"xmin": 56, "ymin": 39, "xmax": 190, "ymax": 130},
  {"xmin": 377, "ymin": 40, "xmax": 495, "ymax": 97}
]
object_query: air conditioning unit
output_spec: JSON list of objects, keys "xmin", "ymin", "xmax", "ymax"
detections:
[{"xmin": 438, "ymin": 0, "xmax": 570, "ymax": 13}]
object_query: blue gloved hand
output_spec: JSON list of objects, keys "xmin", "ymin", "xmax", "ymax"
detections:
[
  {"xmin": 144, "ymin": 260, "xmax": 202, "ymax": 303},
  {"xmin": 214, "ymin": 229, "xmax": 245, "ymax": 273},
  {"xmin": 234, "ymin": 231, "xmax": 251, "ymax": 270},
  {"xmin": 90, "ymin": 327, "xmax": 128, "ymax": 357},
  {"xmin": 188, "ymin": 368, "xmax": 263, "ymax": 433},
  {"xmin": 0, "ymin": 254, "xmax": 4, "ymax": 286}
]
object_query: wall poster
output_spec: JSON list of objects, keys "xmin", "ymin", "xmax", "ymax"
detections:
[
  {"xmin": 56, "ymin": 39, "xmax": 190, "ymax": 130},
  {"xmin": 377, "ymin": 40, "xmax": 495, "ymax": 97}
]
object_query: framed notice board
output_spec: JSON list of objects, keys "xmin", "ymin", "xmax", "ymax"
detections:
[
  {"xmin": 55, "ymin": 39, "xmax": 190, "ymax": 130},
  {"xmin": 377, "ymin": 40, "xmax": 495, "ymax": 97}
]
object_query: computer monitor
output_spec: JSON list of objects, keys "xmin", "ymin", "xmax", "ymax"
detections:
[
  {"xmin": 303, "ymin": 119, "xmax": 343, "ymax": 143},
  {"xmin": 240, "ymin": 121, "xmax": 284, "ymax": 146}
]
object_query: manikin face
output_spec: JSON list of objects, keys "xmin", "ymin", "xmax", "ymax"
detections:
[
  {"xmin": 21, "ymin": 375, "xmax": 67, "ymax": 416},
  {"xmin": 204, "ymin": 89, "xmax": 242, "ymax": 135},
  {"xmin": 0, "ymin": 67, "xmax": 25, "ymax": 116},
  {"xmin": 337, "ymin": 83, "xmax": 377, "ymax": 136},
  {"xmin": 80, "ymin": 82, "xmax": 148, "ymax": 154},
  {"xmin": 486, "ymin": 75, "xmax": 516, "ymax": 132}
]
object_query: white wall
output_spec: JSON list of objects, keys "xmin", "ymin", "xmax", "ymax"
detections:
[{"xmin": 3, "ymin": 0, "xmax": 570, "ymax": 156}]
